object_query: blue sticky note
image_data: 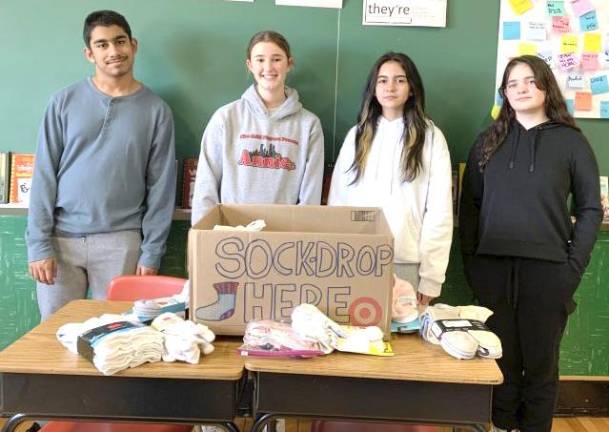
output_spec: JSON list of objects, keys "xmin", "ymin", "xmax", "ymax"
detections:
[
  {"xmin": 600, "ymin": 101, "xmax": 609, "ymax": 118},
  {"xmin": 547, "ymin": 0, "xmax": 565, "ymax": 16},
  {"xmin": 495, "ymin": 89, "xmax": 504, "ymax": 105},
  {"xmin": 503, "ymin": 21, "xmax": 521, "ymax": 40},
  {"xmin": 566, "ymin": 99, "xmax": 575, "ymax": 114},
  {"xmin": 590, "ymin": 75, "xmax": 609, "ymax": 95},
  {"xmin": 580, "ymin": 11, "xmax": 598, "ymax": 32}
]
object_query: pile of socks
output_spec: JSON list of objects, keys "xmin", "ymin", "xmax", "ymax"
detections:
[
  {"xmin": 239, "ymin": 320, "xmax": 326, "ymax": 357},
  {"xmin": 133, "ymin": 280, "xmax": 189, "ymax": 322},
  {"xmin": 212, "ymin": 219, "xmax": 266, "ymax": 231},
  {"xmin": 391, "ymin": 275, "xmax": 421, "ymax": 334},
  {"xmin": 419, "ymin": 304, "xmax": 502, "ymax": 360},
  {"xmin": 57, "ymin": 311, "xmax": 217, "ymax": 375},
  {"xmin": 290, "ymin": 304, "xmax": 393, "ymax": 356},
  {"xmin": 58, "ymin": 314, "xmax": 164, "ymax": 375},
  {"xmin": 151, "ymin": 312, "xmax": 215, "ymax": 363}
]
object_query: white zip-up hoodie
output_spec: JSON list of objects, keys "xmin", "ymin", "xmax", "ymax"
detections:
[
  {"xmin": 191, "ymin": 85, "xmax": 324, "ymax": 225},
  {"xmin": 328, "ymin": 117, "xmax": 453, "ymax": 297}
]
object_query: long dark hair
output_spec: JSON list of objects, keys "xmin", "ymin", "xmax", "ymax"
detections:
[
  {"xmin": 478, "ymin": 55, "xmax": 579, "ymax": 170},
  {"xmin": 349, "ymin": 52, "xmax": 428, "ymax": 184}
]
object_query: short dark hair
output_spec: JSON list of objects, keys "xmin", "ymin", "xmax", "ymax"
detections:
[{"xmin": 83, "ymin": 10, "xmax": 132, "ymax": 48}]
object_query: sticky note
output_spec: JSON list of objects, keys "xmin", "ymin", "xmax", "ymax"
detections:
[
  {"xmin": 565, "ymin": 99, "xmax": 575, "ymax": 114},
  {"xmin": 561, "ymin": 35, "xmax": 578, "ymax": 54},
  {"xmin": 526, "ymin": 21, "xmax": 546, "ymax": 41},
  {"xmin": 538, "ymin": 50, "xmax": 553, "ymax": 67},
  {"xmin": 600, "ymin": 101, "xmax": 609, "ymax": 118},
  {"xmin": 495, "ymin": 89, "xmax": 504, "ymax": 106},
  {"xmin": 570, "ymin": 0, "xmax": 594, "ymax": 17},
  {"xmin": 509, "ymin": 0, "xmax": 533, "ymax": 15},
  {"xmin": 583, "ymin": 33, "xmax": 601, "ymax": 53},
  {"xmin": 519, "ymin": 42, "xmax": 537, "ymax": 56},
  {"xmin": 579, "ymin": 11, "xmax": 598, "ymax": 32},
  {"xmin": 557, "ymin": 53, "xmax": 578, "ymax": 71},
  {"xmin": 567, "ymin": 73, "xmax": 585, "ymax": 89},
  {"xmin": 590, "ymin": 74, "xmax": 609, "ymax": 95},
  {"xmin": 491, "ymin": 105, "xmax": 501, "ymax": 120},
  {"xmin": 547, "ymin": 0, "xmax": 565, "ymax": 16},
  {"xmin": 503, "ymin": 21, "xmax": 521, "ymax": 40},
  {"xmin": 581, "ymin": 53, "xmax": 599, "ymax": 71},
  {"xmin": 552, "ymin": 16, "xmax": 570, "ymax": 33},
  {"xmin": 601, "ymin": 50, "xmax": 609, "ymax": 68},
  {"xmin": 575, "ymin": 92, "xmax": 592, "ymax": 110}
]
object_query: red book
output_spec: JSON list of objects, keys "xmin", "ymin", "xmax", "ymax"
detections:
[
  {"xmin": 182, "ymin": 158, "xmax": 198, "ymax": 209},
  {"xmin": 9, "ymin": 153, "xmax": 35, "ymax": 204}
]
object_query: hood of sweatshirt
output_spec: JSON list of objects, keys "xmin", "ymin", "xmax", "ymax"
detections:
[
  {"xmin": 506, "ymin": 120, "xmax": 562, "ymax": 173},
  {"xmin": 241, "ymin": 84, "xmax": 303, "ymax": 121}
]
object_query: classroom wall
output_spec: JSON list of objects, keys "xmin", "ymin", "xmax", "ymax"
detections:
[{"xmin": 1, "ymin": 0, "xmax": 608, "ymax": 375}]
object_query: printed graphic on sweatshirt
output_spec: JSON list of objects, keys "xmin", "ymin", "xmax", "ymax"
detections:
[{"xmin": 239, "ymin": 143, "xmax": 296, "ymax": 171}]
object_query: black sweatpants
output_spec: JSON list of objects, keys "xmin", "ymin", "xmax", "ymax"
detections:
[{"xmin": 464, "ymin": 255, "xmax": 581, "ymax": 432}]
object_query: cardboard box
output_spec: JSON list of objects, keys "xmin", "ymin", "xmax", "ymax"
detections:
[{"xmin": 188, "ymin": 204, "xmax": 394, "ymax": 338}]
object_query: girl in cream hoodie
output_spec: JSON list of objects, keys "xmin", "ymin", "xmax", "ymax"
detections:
[
  {"xmin": 192, "ymin": 31, "xmax": 324, "ymax": 225},
  {"xmin": 329, "ymin": 52, "xmax": 453, "ymax": 305}
]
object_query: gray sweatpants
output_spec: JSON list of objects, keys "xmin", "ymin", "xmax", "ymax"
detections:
[{"xmin": 36, "ymin": 231, "xmax": 141, "ymax": 320}]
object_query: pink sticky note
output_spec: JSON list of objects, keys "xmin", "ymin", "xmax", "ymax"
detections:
[
  {"xmin": 581, "ymin": 53, "xmax": 600, "ymax": 71},
  {"xmin": 557, "ymin": 53, "xmax": 578, "ymax": 71},
  {"xmin": 570, "ymin": 0, "xmax": 594, "ymax": 17},
  {"xmin": 575, "ymin": 92, "xmax": 592, "ymax": 111},
  {"xmin": 552, "ymin": 16, "xmax": 570, "ymax": 33}
]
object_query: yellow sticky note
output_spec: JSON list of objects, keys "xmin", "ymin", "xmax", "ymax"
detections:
[
  {"xmin": 491, "ymin": 104, "xmax": 502, "ymax": 120},
  {"xmin": 561, "ymin": 35, "xmax": 578, "ymax": 54},
  {"xmin": 509, "ymin": 0, "xmax": 534, "ymax": 15},
  {"xmin": 519, "ymin": 42, "xmax": 537, "ymax": 56},
  {"xmin": 584, "ymin": 33, "xmax": 601, "ymax": 53}
]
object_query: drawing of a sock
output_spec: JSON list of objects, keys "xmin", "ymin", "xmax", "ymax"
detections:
[{"xmin": 195, "ymin": 282, "xmax": 239, "ymax": 321}]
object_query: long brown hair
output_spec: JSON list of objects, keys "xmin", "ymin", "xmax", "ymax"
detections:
[
  {"xmin": 349, "ymin": 52, "xmax": 428, "ymax": 184},
  {"xmin": 478, "ymin": 55, "xmax": 578, "ymax": 170}
]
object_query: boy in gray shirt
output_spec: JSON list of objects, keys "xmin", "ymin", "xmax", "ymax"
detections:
[{"xmin": 27, "ymin": 10, "xmax": 176, "ymax": 319}]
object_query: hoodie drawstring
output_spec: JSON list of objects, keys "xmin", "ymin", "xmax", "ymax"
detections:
[
  {"xmin": 506, "ymin": 258, "xmax": 521, "ymax": 310},
  {"xmin": 508, "ymin": 126, "xmax": 521, "ymax": 170}
]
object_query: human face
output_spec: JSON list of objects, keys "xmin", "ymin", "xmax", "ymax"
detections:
[
  {"xmin": 246, "ymin": 42, "xmax": 292, "ymax": 94},
  {"xmin": 84, "ymin": 25, "xmax": 137, "ymax": 80},
  {"xmin": 504, "ymin": 63, "xmax": 546, "ymax": 116},
  {"xmin": 375, "ymin": 61, "xmax": 410, "ymax": 120}
]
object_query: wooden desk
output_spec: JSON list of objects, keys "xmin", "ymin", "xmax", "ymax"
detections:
[
  {"xmin": 0, "ymin": 300, "xmax": 245, "ymax": 432},
  {"xmin": 245, "ymin": 334, "xmax": 503, "ymax": 432}
]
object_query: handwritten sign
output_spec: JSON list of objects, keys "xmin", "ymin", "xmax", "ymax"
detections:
[
  {"xmin": 580, "ymin": 11, "xmax": 598, "ymax": 32},
  {"xmin": 526, "ymin": 21, "xmax": 546, "ymax": 41},
  {"xmin": 547, "ymin": 0, "xmax": 565, "ymax": 16},
  {"xmin": 590, "ymin": 74, "xmax": 609, "ymax": 95},
  {"xmin": 561, "ymin": 34, "xmax": 578, "ymax": 53},
  {"xmin": 558, "ymin": 53, "xmax": 578, "ymax": 71},
  {"xmin": 567, "ymin": 73, "xmax": 585, "ymax": 89},
  {"xmin": 363, "ymin": 0, "xmax": 447, "ymax": 27},
  {"xmin": 503, "ymin": 21, "xmax": 521, "ymax": 40},
  {"xmin": 581, "ymin": 53, "xmax": 599, "ymax": 71}
]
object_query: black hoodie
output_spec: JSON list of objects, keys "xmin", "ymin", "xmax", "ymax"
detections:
[{"xmin": 459, "ymin": 120, "xmax": 602, "ymax": 276}]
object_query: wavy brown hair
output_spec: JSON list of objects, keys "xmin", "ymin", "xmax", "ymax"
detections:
[
  {"xmin": 349, "ymin": 52, "xmax": 428, "ymax": 184},
  {"xmin": 478, "ymin": 55, "xmax": 579, "ymax": 170}
]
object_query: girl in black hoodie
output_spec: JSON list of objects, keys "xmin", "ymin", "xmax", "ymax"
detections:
[{"xmin": 459, "ymin": 55, "xmax": 602, "ymax": 432}]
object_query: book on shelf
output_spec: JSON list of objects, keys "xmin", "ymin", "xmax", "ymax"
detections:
[
  {"xmin": 0, "ymin": 152, "xmax": 9, "ymax": 204},
  {"xmin": 601, "ymin": 176, "xmax": 609, "ymax": 224},
  {"xmin": 9, "ymin": 153, "xmax": 35, "ymax": 205},
  {"xmin": 181, "ymin": 158, "xmax": 198, "ymax": 209}
]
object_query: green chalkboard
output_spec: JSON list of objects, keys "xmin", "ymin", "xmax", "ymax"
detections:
[
  {"xmin": 0, "ymin": 0, "xmax": 608, "ymax": 376},
  {"xmin": 1, "ymin": 1, "xmax": 608, "ymax": 169}
]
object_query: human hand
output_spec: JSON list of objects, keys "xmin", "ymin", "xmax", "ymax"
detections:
[
  {"xmin": 136, "ymin": 265, "xmax": 158, "ymax": 276},
  {"xmin": 28, "ymin": 258, "xmax": 57, "ymax": 285},
  {"xmin": 417, "ymin": 292, "xmax": 434, "ymax": 306}
]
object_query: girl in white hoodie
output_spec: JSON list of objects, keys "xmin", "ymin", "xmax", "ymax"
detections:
[
  {"xmin": 328, "ymin": 52, "xmax": 453, "ymax": 305},
  {"xmin": 191, "ymin": 31, "xmax": 324, "ymax": 225}
]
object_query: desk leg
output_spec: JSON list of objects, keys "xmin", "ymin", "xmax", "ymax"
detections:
[
  {"xmin": 1, "ymin": 413, "xmax": 29, "ymax": 432},
  {"xmin": 250, "ymin": 413, "xmax": 277, "ymax": 432},
  {"xmin": 221, "ymin": 422, "xmax": 240, "ymax": 432}
]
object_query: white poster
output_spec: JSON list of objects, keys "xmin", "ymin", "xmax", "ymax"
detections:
[
  {"xmin": 363, "ymin": 0, "xmax": 447, "ymax": 28},
  {"xmin": 276, "ymin": 0, "xmax": 342, "ymax": 8},
  {"xmin": 496, "ymin": 0, "xmax": 609, "ymax": 119}
]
